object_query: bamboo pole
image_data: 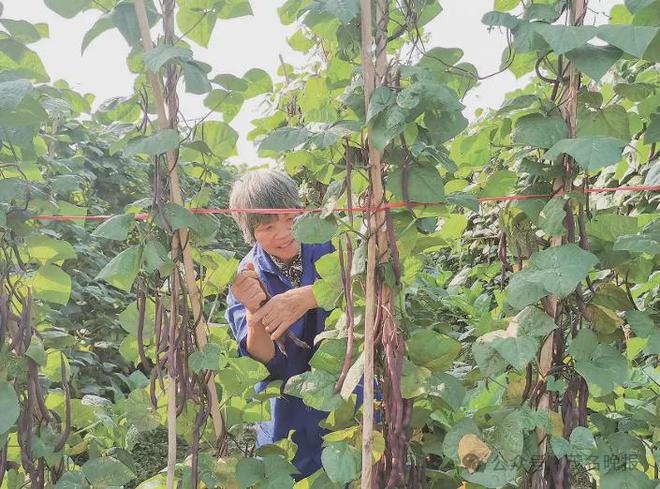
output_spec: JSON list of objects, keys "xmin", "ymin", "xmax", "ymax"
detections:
[
  {"xmin": 533, "ymin": 1, "xmax": 585, "ymax": 488},
  {"xmin": 133, "ymin": 0, "xmax": 225, "ymax": 447},
  {"xmin": 359, "ymin": 0, "xmax": 390, "ymax": 486}
]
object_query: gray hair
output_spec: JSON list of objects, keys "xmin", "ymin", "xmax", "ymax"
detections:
[{"xmin": 229, "ymin": 169, "xmax": 302, "ymax": 244}]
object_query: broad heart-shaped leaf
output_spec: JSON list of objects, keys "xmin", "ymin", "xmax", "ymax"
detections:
[
  {"xmin": 482, "ymin": 11, "xmax": 520, "ymax": 29},
  {"xmin": 142, "ymin": 44, "xmax": 192, "ymax": 72},
  {"xmin": 125, "ymin": 129, "xmax": 180, "ymax": 156},
  {"xmin": 387, "ymin": 164, "xmax": 445, "ymax": 203},
  {"xmin": 577, "ymin": 105, "xmax": 630, "ymax": 141},
  {"xmin": 567, "ymin": 329, "xmax": 628, "ymax": 394},
  {"xmin": 507, "ymin": 244, "xmax": 598, "ymax": 309},
  {"xmin": 259, "ymin": 127, "xmax": 313, "ymax": 152},
  {"xmin": 176, "ymin": 1, "xmax": 216, "ymax": 47},
  {"xmin": 33, "ymin": 264, "xmax": 71, "ymax": 305},
  {"xmin": 25, "ymin": 235, "xmax": 77, "ymax": 264},
  {"xmin": 565, "ymin": 44, "xmax": 622, "ymax": 81},
  {"xmin": 118, "ymin": 299, "xmax": 155, "ymax": 339},
  {"xmin": 366, "ymin": 86, "xmax": 396, "ymax": 123},
  {"xmin": 110, "ymin": 0, "xmax": 159, "ymax": 46},
  {"xmin": 407, "ymin": 329, "xmax": 461, "ymax": 373},
  {"xmin": 626, "ymin": 0, "xmax": 656, "ymax": 12},
  {"xmin": 426, "ymin": 373, "xmax": 466, "ymax": 410},
  {"xmin": 309, "ymin": 0, "xmax": 360, "ymax": 24},
  {"xmin": 292, "ymin": 213, "xmax": 338, "ymax": 244},
  {"xmin": 243, "ymin": 68, "xmax": 273, "ymax": 98},
  {"xmin": 424, "ymin": 110, "xmax": 469, "ymax": 145},
  {"xmin": 54, "ymin": 471, "xmax": 89, "ymax": 489},
  {"xmin": 236, "ymin": 458, "xmax": 264, "ymax": 488},
  {"xmin": 443, "ymin": 417, "xmax": 481, "ymax": 462},
  {"xmin": 400, "ymin": 359, "xmax": 432, "ymax": 398},
  {"xmin": 181, "ymin": 61, "xmax": 212, "ymax": 94},
  {"xmin": 321, "ymin": 441, "xmax": 360, "ymax": 484},
  {"xmin": 284, "ymin": 369, "xmax": 344, "ymax": 412},
  {"xmin": 512, "ymin": 112, "xmax": 568, "ymax": 148},
  {"xmin": 91, "ymin": 213, "xmax": 135, "ymax": 241},
  {"xmin": 0, "ymin": 79, "xmax": 33, "ymax": 111},
  {"xmin": 600, "ymin": 469, "xmax": 655, "ymax": 489},
  {"xmin": 597, "ymin": 25, "xmax": 659, "ymax": 59},
  {"xmin": 474, "ymin": 307, "xmax": 557, "ymax": 373},
  {"xmin": 161, "ymin": 202, "xmax": 201, "ymax": 232},
  {"xmin": 96, "ymin": 245, "xmax": 142, "ymax": 292},
  {"xmin": 0, "ymin": 381, "xmax": 19, "ymax": 435},
  {"xmin": 538, "ymin": 196, "xmax": 566, "ymax": 236},
  {"xmin": 82, "ymin": 457, "xmax": 136, "ymax": 486},
  {"xmin": 188, "ymin": 343, "xmax": 226, "ymax": 373},
  {"xmin": 44, "ymin": 0, "xmax": 90, "ymax": 18},
  {"xmin": 542, "ymin": 137, "xmax": 627, "ymax": 172},
  {"xmin": 645, "ymin": 113, "xmax": 660, "ymax": 145},
  {"xmin": 125, "ymin": 390, "xmax": 161, "ymax": 432},
  {"xmin": 535, "ymin": 24, "xmax": 598, "ymax": 55}
]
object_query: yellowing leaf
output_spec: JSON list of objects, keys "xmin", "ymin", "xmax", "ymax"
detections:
[{"xmin": 458, "ymin": 434, "xmax": 491, "ymax": 473}]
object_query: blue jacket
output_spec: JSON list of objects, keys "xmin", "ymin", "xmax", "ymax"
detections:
[{"xmin": 225, "ymin": 241, "xmax": 363, "ymax": 479}]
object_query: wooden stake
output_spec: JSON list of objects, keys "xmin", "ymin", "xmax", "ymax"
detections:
[
  {"xmin": 360, "ymin": 0, "xmax": 390, "ymax": 486},
  {"xmin": 533, "ymin": 2, "xmax": 585, "ymax": 488},
  {"xmin": 133, "ymin": 0, "xmax": 225, "ymax": 448}
]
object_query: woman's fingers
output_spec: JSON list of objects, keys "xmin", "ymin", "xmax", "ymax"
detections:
[{"xmin": 270, "ymin": 321, "xmax": 289, "ymax": 341}]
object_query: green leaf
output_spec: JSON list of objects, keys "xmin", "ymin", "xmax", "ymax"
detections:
[
  {"xmin": 536, "ymin": 25, "xmax": 598, "ymax": 55},
  {"xmin": 565, "ymin": 44, "xmax": 622, "ymax": 81},
  {"xmin": 213, "ymin": 73, "xmax": 249, "ymax": 91},
  {"xmin": 243, "ymin": 68, "xmax": 273, "ymax": 98},
  {"xmin": 236, "ymin": 458, "xmax": 264, "ymax": 488},
  {"xmin": 0, "ymin": 19, "xmax": 48, "ymax": 44},
  {"xmin": 259, "ymin": 127, "xmax": 313, "ymax": 152},
  {"xmin": 567, "ymin": 330, "xmax": 629, "ymax": 393},
  {"xmin": 142, "ymin": 45, "xmax": 192, "ymax": 72},
  {"xmin": 0, "ymin": 381, "xmax": 19, "ymax": 435},
  {"xmin": 54, "ymin": 471, "xmax": 90, "ymax": 489},
  {"xmin": 118, "ymin": 299, "xmax": 155, "ymax": 338},
  {"xmin": 96, "ymin": 246, "xmax": 142, "ymax": 292},
  {"xmin": 321, "ymin": 441, "xmax": 360, "ymax": 484},
  {"xmin": 482, "ymin": 11, "xmax": 520, "ymax": 29},
  {"xmin": 25, "ymin": 236, "xmax": 77, "ymax": 264},
  {"xmin": 424, "ymin": 111, "xmax": 469, "ymax": 145},
  {"xmin": 577, "ymin": 105, "xmax": 630, "ymax": 140},
  {"xmin": 426, "ymin": 373, "xmax": 466, "ymax": 410},
  {"xmin": 33, "ymin": 264, "xmax": 71, "ymax": 305},
  {"xmin": 188, "ymin": 343, "xmax": 226, "ymax": 373},
  {"xmin": 400, "ymin": 359, "xmax": 432, "ymax": 398},
  {"xmin": 310, "ymin": 0, "xmax": 360, "ymax": 24},
  {"xmin": 176, "ymin": 1, "xmax": 217, "ymax": 48},
  {"xmin": 626, "ymin": 0, "xmax": 656, "ymax": 12},
  {"xmin": 366, "ymin": 86, "xmax": 395, "ymax": 123},
  {"xmin": 387, "ymin": 164, "xmax": 445, "ymax": 203},
  {"xmin": 407, "ymin": 329, "xmax": 461, "ymax": 372},
  {"xmin": 44, "ymin": 0, "xmax": 90, "ymax": 18},
  {"xmin": 161, "ymin": 202, "xmax": 201, "ymax": 232},
  {"xmin": 284, "ymin": 369, "xmax": 345, "ymax": 411},
  {"xmin": 542, "ymin": 136, "xmax": 627, "ymax": 172},
  {"xmin": 600, "ymin": 470, "xmax": 655, "ymax": 489},
  {"xmin": 587, "ymin": 213, "xmax": 638, "ymax": 242},
  {"xmin": 474, "ymin": 307, "xmax": 556, "ymax": 372},
  {"xmin": 125, "ymin": 129, "xmax": 180, "ymax": 156},
  {"xmin": 291, "ymin": 214, "xmax": 337, "ymax": 244},
  {"xmin": 597, "ymin": 25, "xmax": 659, "ymax": 58},
  {"xmin": 82, "ymin": 457, "xmax": 136, "ymax": 487},
  {"xmin": 507, "ymin": 244, "xmax": 599, "ymax": 309},
  {"xmin": 614, "ymin": 82, "xmax": 657, "ymax": 102},
  {"xmin": 217, "ymin": 0, "xmax": 253, "ymax": 19},
  {"xmin": 25, "ymin": 336, "xmax": 47, "ymax": 366},
  {"xmin": 81, "ymin": 16, "xmax": 113, "ymax": 53},
  {"xmin": 442, "ymin": 417, "xmax": 481, "ymax": 462},
  {"xmin": 91, "ymin": 214, "xmax": 135, "ymax": 241},
  {"xmin": 538, "ymin": 196, "xmax": 566, "ymax": 236},
  {"xmin": 512, "ymin": 113, "xmax": 568, "ymax": 148},
  {"xmin": 644, "ymin": 113, "xmax": 660, "ymax": 144},
  {"xmin": 125, "ymin": 390, "xmax": 161, "ymax": 432},
  {"xmin": 181, "ymin": 61, "xmax": 212, "ymax": 94},
  {"xmin": 0, "ymin": 79, "xmax": 33, "ymax": 110},
  {"xmin": 110, "ymin": 1, "xmax": 159, "ymax": 46},
  {"xmin": 495, "ymin": 0, "xmax": 520, "ymax": 10},
  {"xmin": 626, "ymin": 310, "xmax": 655, "ymax": 338}
]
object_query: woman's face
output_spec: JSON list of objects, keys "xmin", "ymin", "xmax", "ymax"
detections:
[{"xmin": 253, "ymin": 214, "xmax": 300, "ymax": 261}]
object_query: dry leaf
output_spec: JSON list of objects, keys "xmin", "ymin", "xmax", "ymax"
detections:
[{"xmin": 458, "ymin": 433, "xmax": 492, "ymax": 473}]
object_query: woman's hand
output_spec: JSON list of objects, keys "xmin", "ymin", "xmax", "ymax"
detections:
[
  {"xmin": 231, "ymin": 262, "xmax": 268, "ymax": 313},
  {"xmin": 251, "ymin": 286, "xmax": 317, "ymax": 341}
]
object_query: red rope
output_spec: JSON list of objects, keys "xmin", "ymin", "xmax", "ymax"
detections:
[{"xmin": 30, "ymin": 185, "xmax": 660, "ymax": 221}]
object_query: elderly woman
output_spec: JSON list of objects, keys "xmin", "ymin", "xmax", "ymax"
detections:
[{"xmin": 225, "ymin": 169, "xmax": 349, "ymax": 479}]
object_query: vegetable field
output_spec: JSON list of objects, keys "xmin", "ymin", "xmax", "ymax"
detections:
[{"xmin": 0, "ymin": 0, "xmax": 658, "ymax": 488}]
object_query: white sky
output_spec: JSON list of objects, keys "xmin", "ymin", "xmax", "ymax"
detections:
[{"xmin": 5, "ymin": 0, "xmax": 618, "ymax": 165}]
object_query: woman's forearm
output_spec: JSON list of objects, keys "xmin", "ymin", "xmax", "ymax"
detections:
[{"xmin": 246, "ymin": 311, "xmax": 276, "ymax": 364}]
